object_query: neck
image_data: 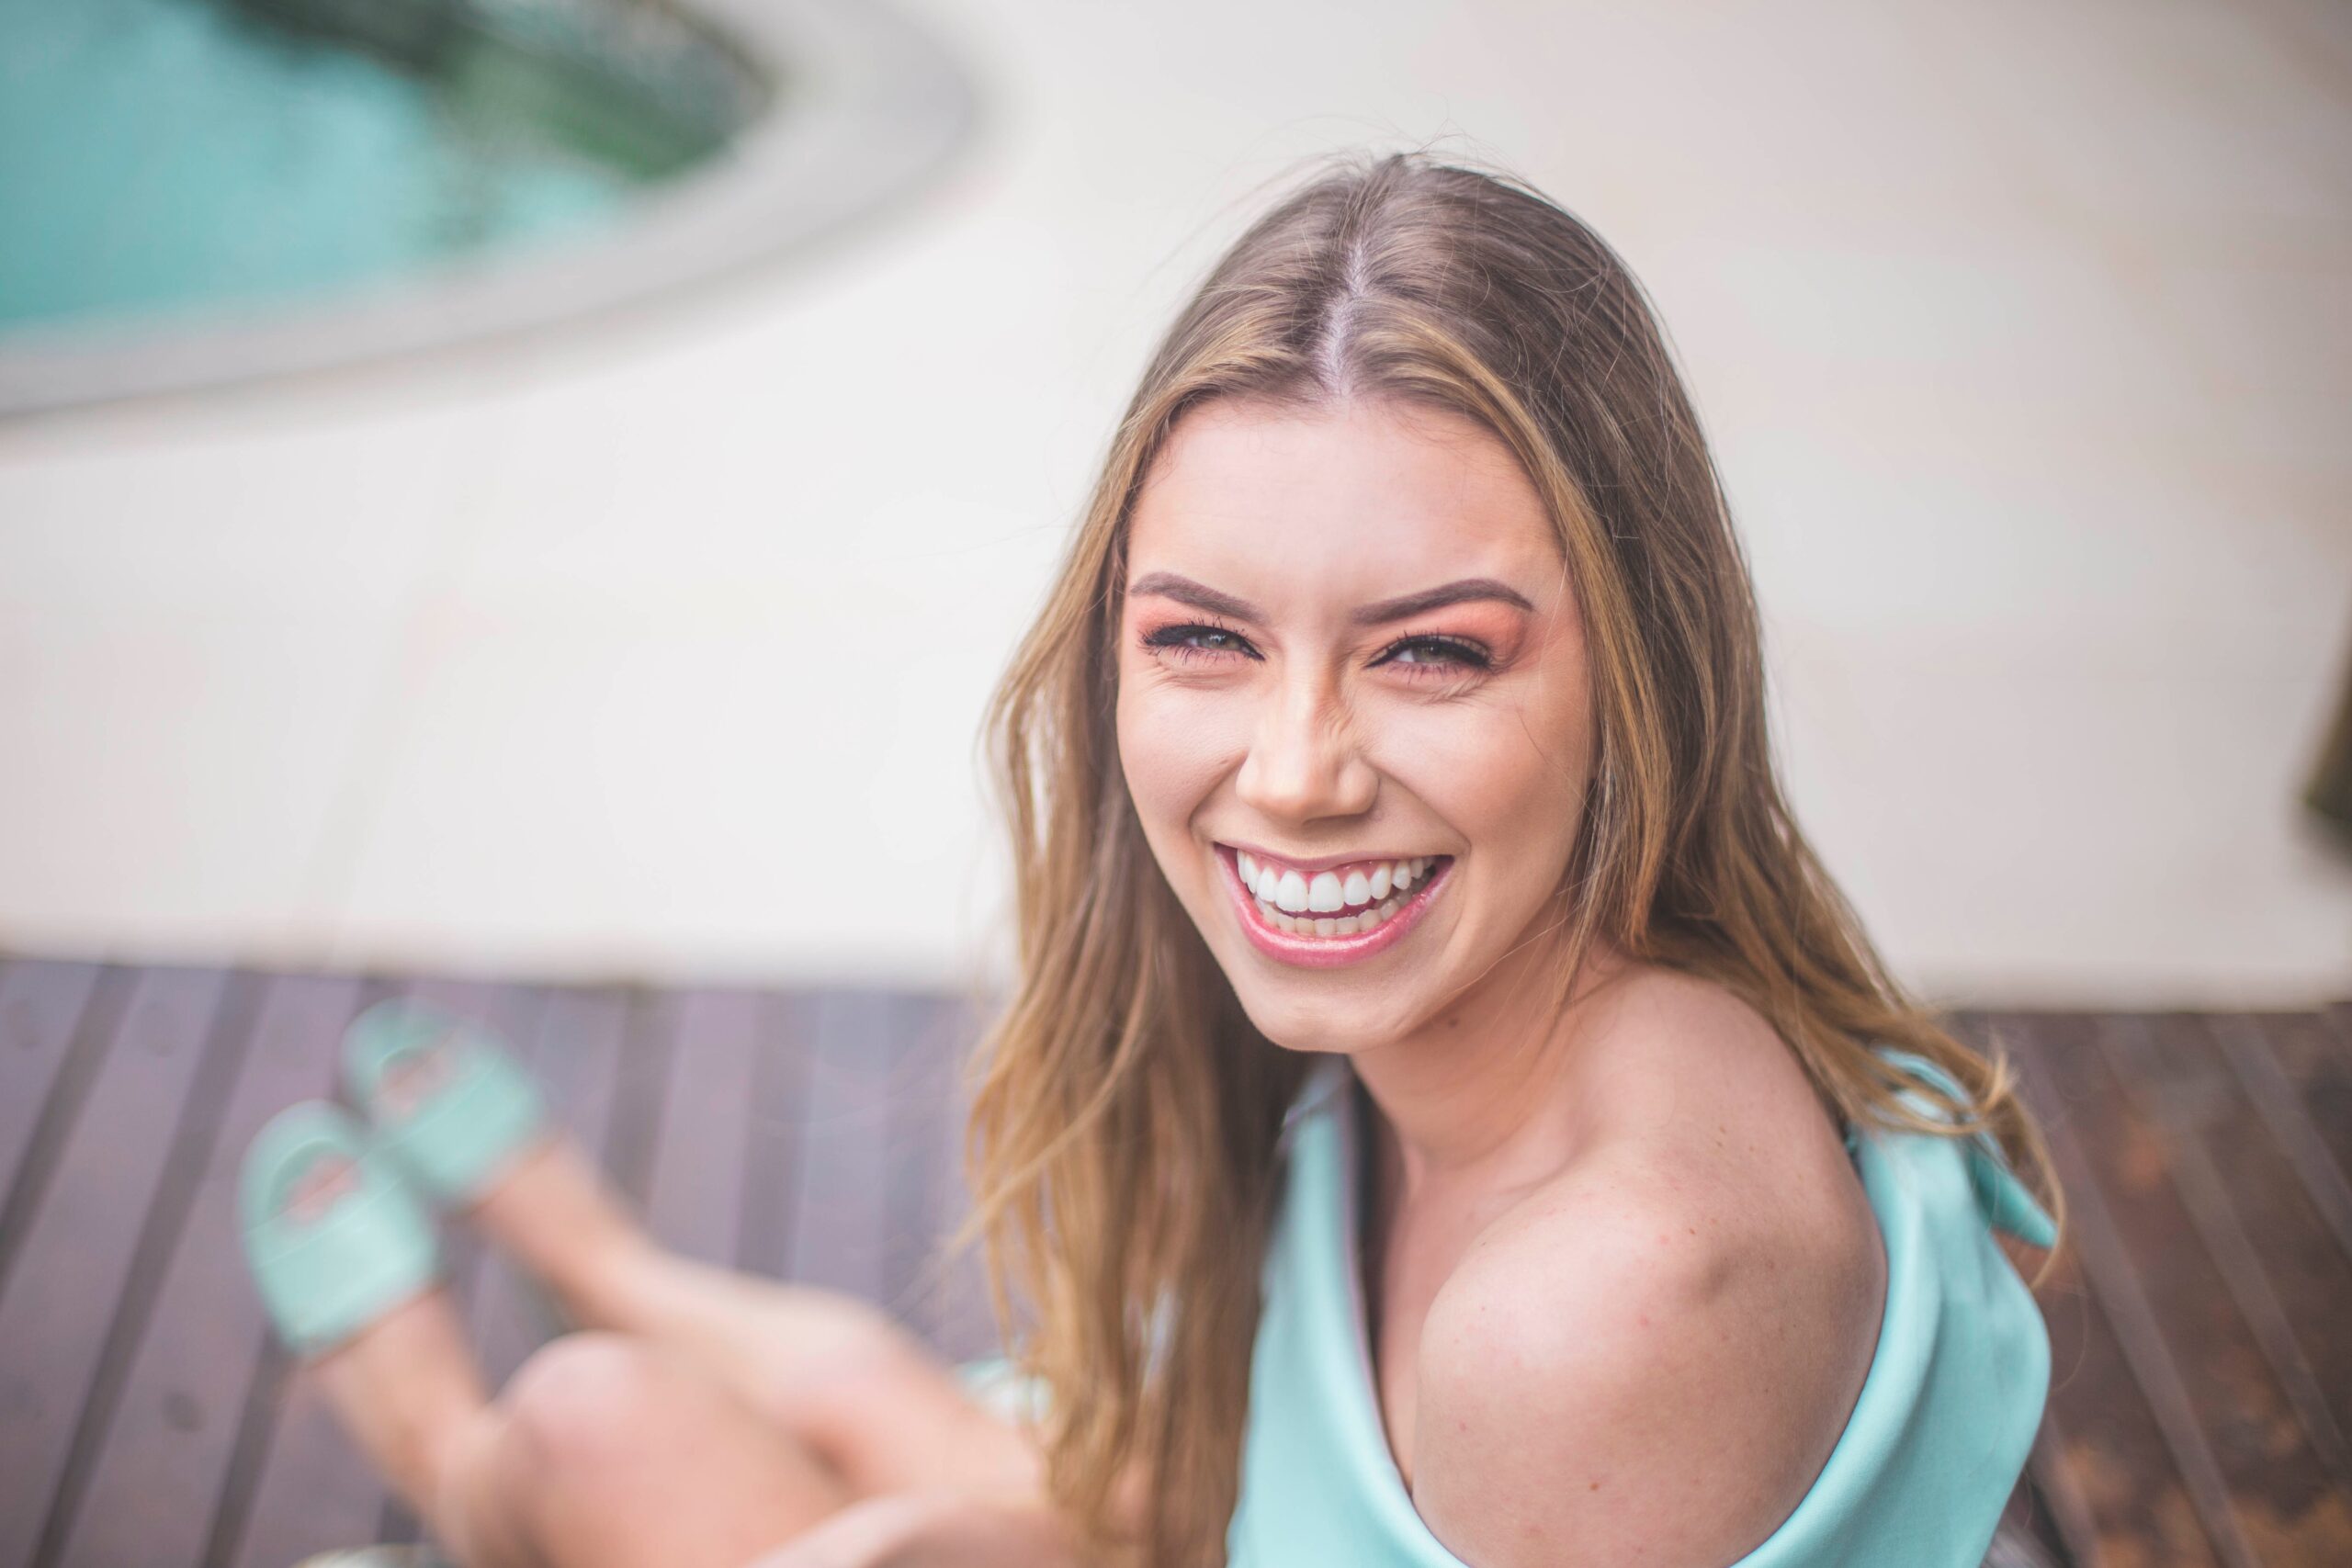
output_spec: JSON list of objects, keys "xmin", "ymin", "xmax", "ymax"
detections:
[{"xmin": 1347, "ymin": 930, "xmax": 1636, "ymax": 1207}]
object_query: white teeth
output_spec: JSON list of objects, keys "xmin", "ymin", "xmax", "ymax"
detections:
[
  {"xmin": 1227, "ymin": 847, "xmax": 1449, "ymax": 938},
  {"xmin": 1307, "ymin": 871, "xmax": 1344, "ymax": 913},
  {"xmin": 1257, "ymin": 890, "xmax": 1407, "ymax": 938}
]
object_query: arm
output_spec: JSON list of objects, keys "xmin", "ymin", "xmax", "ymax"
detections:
[{"xmin": 1408, "ymin": 1167, "xmax": 1872, "ymax": 1568}]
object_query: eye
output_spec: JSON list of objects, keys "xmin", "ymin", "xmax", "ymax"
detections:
[
  {"xmin": 1139, "ymin": 621, "xmax": 1261, "ymax": 664},
  {"xmin": 1138, "ymin": 624, "xmax": 1496, "ymax": 680},
  {"xmin": 1375, "ymin": 635, "xmax": 1493, "ymax": 678}
]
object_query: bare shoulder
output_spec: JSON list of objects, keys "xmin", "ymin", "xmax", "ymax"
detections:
[{"xmin": 1408, "ymin": 967, "xmax": 1888, "ymax": 1568}]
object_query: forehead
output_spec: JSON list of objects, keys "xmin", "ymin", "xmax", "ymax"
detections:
[{"xmin": 1125, "ymin": 396, "xmax": 1559, "ymax": 597}]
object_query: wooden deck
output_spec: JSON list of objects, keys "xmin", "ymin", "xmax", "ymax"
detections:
[
  {"xmin": 0, "ymin": 955, "xmax": 2346, "ymax": 1566},
  {"xmin": 1955, "ymin": 1007, "xmax": 2352, "ymax": 1566}
]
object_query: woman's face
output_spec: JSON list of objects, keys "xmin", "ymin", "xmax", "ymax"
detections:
[{"xmin": 1115, "ymin": 394, "xmax": 1600, "ymax": 1055}]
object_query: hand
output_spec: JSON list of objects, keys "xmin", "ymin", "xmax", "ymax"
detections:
[{"xmin": 743, "ymin": 1489, "xmax": 1098, "ymax": 1568}]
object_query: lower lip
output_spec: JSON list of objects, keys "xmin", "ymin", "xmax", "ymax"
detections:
[{"xmin": 1216, "ymin": 846, "xmax": 1453, "ymax": 969}]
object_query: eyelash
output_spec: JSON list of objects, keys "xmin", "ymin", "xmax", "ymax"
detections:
[{"xmin": 1137, "ymin": 620, "xmax": 1494, "ymax": 679}]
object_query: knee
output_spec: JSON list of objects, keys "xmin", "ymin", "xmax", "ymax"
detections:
[{"xmin": 497, "ymin": 1332, "xmax": 684, "ymax": 1486}]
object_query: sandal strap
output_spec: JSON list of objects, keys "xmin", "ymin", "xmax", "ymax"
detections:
[
  {"xmin": 240, "ymin": 1102, "xmax": 438, "ymax": 1357},
  {"xmin": 343, "ymin": 1000, "xmax": 548, "ymax": 1208}
]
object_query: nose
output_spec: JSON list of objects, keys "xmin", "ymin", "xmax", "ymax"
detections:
[{"xmin": 1233, "ymin": 663, "xmax": 1379, "ymax": 827}]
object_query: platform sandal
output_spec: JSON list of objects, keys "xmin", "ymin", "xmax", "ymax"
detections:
[
  {"xmin": 239, "ymin": 1100, "xmax": 440, "ymax": 1358},
  {"xmin": 341, "ymin": 998, "xmax": 551, "ymax": 1212}
]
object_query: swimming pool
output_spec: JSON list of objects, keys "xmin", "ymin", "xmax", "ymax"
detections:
[
  {"xmin": 0, "ymin": 0, "xmax": 766, "ymax": 337},
  {"xmin": 0, "ymin": 0, "xmax": 972, "ymax": 413}
]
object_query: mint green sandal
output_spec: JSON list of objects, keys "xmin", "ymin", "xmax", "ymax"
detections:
[
  {"xmin": 240, "ymin": 1101, "xmax": 440, "ymax": 1357},
  {"xmin": 342, "ymin": 999, "xmax": 550, "ymax": 1211}
]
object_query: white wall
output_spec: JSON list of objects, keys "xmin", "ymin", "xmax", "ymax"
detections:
[{"xmin": 3, "ymin": 0, "xmax": 2347, "ymax": 1005}]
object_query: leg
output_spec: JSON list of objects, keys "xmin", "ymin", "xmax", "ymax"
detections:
[
  {"xmin": 463, "ymin": 1133, "xmax": 1043, "ymax": 1507},
  {"xmin": 432, "ymin": 1331, "xmax": 860, "ymax": 1568},
  {"xmin": 278, "ymin": 1144, "xmax": 856, "ymax": 1568}
]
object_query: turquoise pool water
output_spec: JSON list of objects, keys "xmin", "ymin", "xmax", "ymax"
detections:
[{"xmin": 0, "ymin": 0, "xmax": 717, "ymax": 334}]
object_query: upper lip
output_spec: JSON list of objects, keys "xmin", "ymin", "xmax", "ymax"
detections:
[{"xmin": 1217, "ymin": 840, "xmax": 1452, "ymax": 876}]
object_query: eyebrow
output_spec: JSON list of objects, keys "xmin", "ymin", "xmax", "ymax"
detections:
[{"xmin": 1125, "ymin": 571, "xmax": 1535, "ymax": 626}]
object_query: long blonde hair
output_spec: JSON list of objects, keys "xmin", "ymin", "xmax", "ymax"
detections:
[{"xmin": 944, "ymin": 147, "xmax": 2064, "ymax": 1568}]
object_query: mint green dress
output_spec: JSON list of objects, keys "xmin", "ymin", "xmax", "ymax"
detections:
[{"xmin": 956, "ymin": 1045, "xmax": 2056, "ymax": 1567}]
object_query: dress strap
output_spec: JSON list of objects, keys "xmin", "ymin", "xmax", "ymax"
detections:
[
  {"xmin": 1868, "ymin": 1046, "xmax": 2057, "ymax": 1249},
  {"xmin": 1280, "ymin": 1053, "xmax": 1353, "ymax": 1145}
]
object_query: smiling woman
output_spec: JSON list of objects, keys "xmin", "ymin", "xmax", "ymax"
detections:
[
  {"xmin": 210, "ymin": 142, "xmax": 2064, "ymax": 1568},
  {"xmin": 949, "ymin": 148, "xmax": 2067, "ymax": 1568}
]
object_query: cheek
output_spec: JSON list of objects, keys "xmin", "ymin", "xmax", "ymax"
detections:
[
  {"xmin": 1114, "ymin": 675, "xmax": 1238, "ymax": 840},
  {"xmin": 1387, "ymin": 689, "xmax": 1594, "ymax": 852}
]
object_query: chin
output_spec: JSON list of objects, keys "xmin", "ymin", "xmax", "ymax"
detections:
[{"xmin": 1225, "ymin": 983, "xmax": 1396, "ymax": 1057}]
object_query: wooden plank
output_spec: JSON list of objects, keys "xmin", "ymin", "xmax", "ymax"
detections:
[
  {"xmin": 2211, "ymin": 1014, "xmax": 2352, "ymax": 1268},
  {"xmin": 2074, "ymin": 1005, "xmax": 2352, "ymax": 1562},
  {"xmin": 226, "ymin": 978, "xmax": 537, "ymax": 1568},
  {"xmin": 2256, "ymin": 1010, "xmax": 2352, "ymax": 1174},
  {"xmin": 640, "ymin": 988, "xmax": 767, "ymax": 1268},
  {"xmin": 2028, "ymin": 1228, "xmax": 2157, "ymax": 1568},
  {"xmin": 30, "ymin": 968, "xmax": 266, "ymax": 1568},
  {"xmin": 2023, "ymin": 1009, "xmax": 2324, "ymax": 1564},
  {"xmin": 874, "ymin": 991, "xmax": 961, "ymax": 1334},
  {"xmin": 885, "ymin": 991, "xmax": 984, "ymax": 1355},
  {"xmin": 2326, "ymin": 1003, "xmax": 2352, "ymax": 1061},
  {"xmin": 2098, "ymin": 1013, "xmax": 2352, "ymax": 1558},
  {"xmin": 0, "ymin": 964, "xmax": 232, "ymax": 1568},
  {"xmin": 53, "ymin": 972, "xmax": 364, "ymax": 1568},
  {"xmin": 0, "ymin": 959, "xmax": 104, "ymax": 1238},
  {"xmin": 785, "ymin": 988, "xmax": 920, "ymax": 1307},
  {"xmin": 1967, "ymin": 1011, "xmax": 2225, "ymax": 1567},
  {"xmin": 554, "ymin": 986, "xmax": 641, "ymax": 1179},
  {"xmin": 737, "ymin": 991, "xmax": 821, "ymax": 1282},
  {"xmin": 0, "ymin": 964, "xmax": 131, "ymax": 1302},
  {"xmin": 463, "ymin": 984, "xmax": 633, "ymax": 1391},
  {"xmin": 919, "ymin": 990, "xmax": 1003, "ymax": 1367},
  {"xmin": 2142, "ymin": 1015, "xmax": 2352, "ymax": 1481},
  {"xmin": 2019, "ymin": 1409, "xmax": 2108, "ymax": 1568},
  {"xmin": 596, "ymin": 987, "xmax": 677, "ymax": 1216}
]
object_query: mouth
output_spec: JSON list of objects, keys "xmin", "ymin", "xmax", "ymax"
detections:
[{"xmin": 1214, "ymin": 844, "xmax": 1454, "ymax": 969}]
